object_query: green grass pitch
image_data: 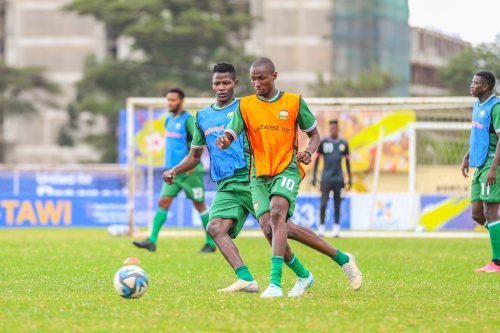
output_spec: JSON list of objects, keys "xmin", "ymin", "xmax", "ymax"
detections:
[{"xmin": 0, "ymin": 229, "xmax": 498, "ymax": 332}]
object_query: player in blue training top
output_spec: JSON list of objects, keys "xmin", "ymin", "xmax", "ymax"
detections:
[
  {"xmin": 461, "ymin": 71, "xmax": 500, "ymax": 272},
  {"xmin": 133, "ymin": 88, "xmax": 216, "ymax": 253},
  {"xmin": 163, "ymin": 63, "xmax": 362, "ymax": 296}
]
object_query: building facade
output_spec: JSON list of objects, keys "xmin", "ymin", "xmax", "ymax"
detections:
[
  {"xmin": 410, "ymin": 27, "xmax": 469, "ymax": 96},
  {"xmin": 3, "ymin": 0, "xmax": 106, "ymax": 163},
  {"xmin": 246, "ymin": 0, "xmax": 334, "ymax": 95}
]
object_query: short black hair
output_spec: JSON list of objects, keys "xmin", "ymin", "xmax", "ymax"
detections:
[
  {"xmin": 329, "ymin": 120, "xmax": 339, "ymax": 126},
  {"xmin": 251, "ymin": 57, "xmax": 275, "ymax": 72},
  {"xmin": 213, "ymin": 62, "xmax": 236, "ymax": 80},
  {"xmin": 475, "ymin": 71, "xmax": 496, "ymax": 90},
  {"xmin": 167, "ymin": 87, "xmax": 185, "ymax": 100}
]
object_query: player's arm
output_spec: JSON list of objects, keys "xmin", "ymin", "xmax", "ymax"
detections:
[
  {"xmin": 185, "ymin": 115, "xmax": 195, "ymax": 145},
  {"xmin": 461, "ymin": 149, "xmax": 470, "ymax": 178},
  {"xmin": 297, "ymin": 97, "xmax": 320, "ymax": 165},
  {"xmin": 344, "ymin": 141, "xmax": 352, "ymax": 189},
  {"xmin": 163, "ymin": 120, "xmax": 205, "ymax": 184},
  {"xmin": 312, "ymin": 140, "xmax": 324, "ymax": 186},
  {"xmin": 486, "ymin": 104, "xmax": 500, "ymax": 185},
  {"xmin": 217, "ymin": 106, "xmax": 245, "ymax": 150}
]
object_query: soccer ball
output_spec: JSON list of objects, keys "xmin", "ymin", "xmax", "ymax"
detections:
[
  {"xmin": 113, "ymin": 265, "xmax": 149, "ymax": 299},
  {"xmin": 107, "ymin": 224, "xmax": 129, "ymax": 236}
]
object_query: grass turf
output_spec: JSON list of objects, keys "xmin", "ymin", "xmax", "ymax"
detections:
[{"xmin": 0, "ymin": 229, "xmax": 498, "ymax": 333}]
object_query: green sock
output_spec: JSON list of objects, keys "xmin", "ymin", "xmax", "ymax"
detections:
[
  {"xmin": 148, "ymin": 208, "xmax": 168, "ymax": 244},
  {"xmin": 286, "ymin": 254, "xmax": 310, "ymax": 278},
  {"xmin": 200, "ymin": 210, "xmax": 215, "ymax": 248},
  {"xmin": 270, "ymin": 256, "xmax": 284, "ymax": 288},
  {"xmin": 235, "ymin": 265, "xmax": 254, "ymax": 282},
  {"xmin": 488, "ymin": 220, "xmax": 500, "ymax": 260},
  {"xmin": 332, "ymin": 249, "xmax": 350, "ymax": 266}
]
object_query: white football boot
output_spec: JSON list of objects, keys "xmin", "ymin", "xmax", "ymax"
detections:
[
  {"xmin": 217, "ymin": 279, "xmax": 259, "ymax": 293},
  {"xmin": 288, "ymin": 272, "xmax": 314, "ymax": 297},
  {"xmin": 341, "ymin": 253, "xmax": 362, "ymax": 290},
  {"xmin": 317, "ymin": 224, "xmax": 326, "ymax": 237},
  {"xmin": 260, "ymin": 284, "xmax": 283, "ymax": 298},
  {"xmin": 331, "ymin": 224, "xmax": 340, "ymax": 238}
]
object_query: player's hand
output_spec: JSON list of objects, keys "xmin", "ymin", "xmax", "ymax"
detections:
[
  {"xmin": 216, "ymin": 134, "xmax": 231, "ymax": 150},
  {"xmin": 486, "ymin": 168, "xmax": 497, "ymax": 186},
  {"xmin": 461, "ymin": 156, "xmax": 469, "ymax": 178},
  {"xmin": 163, "ymin": 170, "xmax": 176, "ymax": 184},
  {"xmin": 297, "ymin": 151, "xmax": 312, "ymax": 165}
]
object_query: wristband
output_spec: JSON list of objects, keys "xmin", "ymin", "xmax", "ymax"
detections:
[{"xmin": 303, "ymin": 150, "xmax": 312, "ymax": 158}]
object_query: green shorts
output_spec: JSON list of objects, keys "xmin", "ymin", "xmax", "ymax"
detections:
[
  {"xmin": 161, "ymin": 168, "xmax": 205, "ymax": 202},
  {"xmin": 471, "ymin": 158, "xmax": 500, "ymax": 203},
  {"xmin": 250, "ymin": 164, "xmax": 302, "ymax": 220},
  {"xmin": 208, "ymin": 181, "xmax": 254, "ymax": 239}
]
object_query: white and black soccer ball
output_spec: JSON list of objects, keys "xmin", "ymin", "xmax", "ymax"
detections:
[{"xmin": 113, "ymin": 265, "xmax": 149, "ymax": 299}]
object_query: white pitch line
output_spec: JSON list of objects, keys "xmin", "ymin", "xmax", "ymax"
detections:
[{"xmin": 132, "ymin": 230, "xmax": 489, "ymax": 239}]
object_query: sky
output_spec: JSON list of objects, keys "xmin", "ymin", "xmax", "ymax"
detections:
[{"xmin": 408, "ymin": 0, "xmax": 499, "ymax": 45}]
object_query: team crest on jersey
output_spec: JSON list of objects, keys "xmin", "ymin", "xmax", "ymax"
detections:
[
  {"xmin": 253, "ymin": 202, "xmax": 259, "ymax": 211},
  {"xmin": 175, "ymin": 122, "xmax": 181, "ymax": 129},
  {"xmin": 339, "ymin": 143, "xmax": 346, "ymax": 152},
  {"xmin": 227, "ymin": 112, "xmax": 234, "ymax": 119},
  {"xmin": 480, "ymin": 110, "xmax": 485, "ymax": 118},
  {"xmin": 278, "ymin": 110, "xmax": 289, "ymax": 120}
]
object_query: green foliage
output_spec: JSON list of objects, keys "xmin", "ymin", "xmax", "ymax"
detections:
[
  {"xmin": 65, "ymin": 0, "xmax": 254, "ymax": 162},
  {"xmin": 311, "ymin": 67, "xmax": 394, "ymax": 97},
  {"xmin": 440, "ymin": 41, "xmax": 500, "ymax": 95},
  {"xmin": 1, "ymin": 229, "xmax": 498, "ymax": 332},
  {"xmin": 0, "ymin": 62, "xmax": 59, "ymax": 162}
]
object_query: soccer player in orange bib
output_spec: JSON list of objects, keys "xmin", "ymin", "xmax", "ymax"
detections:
[{"xmin": 217, "ymin": 58, "xmax": 362, "ymax": 298}]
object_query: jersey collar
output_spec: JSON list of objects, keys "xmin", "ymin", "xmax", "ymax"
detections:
[
  {"xmin": 170, "ymin": 110, "xmax": 187, "ymax": 119},
  {"xmin": 257, "ymin": 90, "xmax": 281, "ymax": 102},
  {"xmin": 211, "ymin": 98, "xmax": 239, "ymax": 111},
  {"xmin": 478, "ymin": 94, "xmax": 497, "ymax": 106}
]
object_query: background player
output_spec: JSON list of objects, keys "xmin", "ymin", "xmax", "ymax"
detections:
[
  {"xmin": 461, "ymin": 71, "xmax": 500, "ymax": 273},
  {"xmin": 133, "ymin": 88, "xmax": 216, "ymax": 253},
  {"xmin": 312, "ymin": 120, "xmax": 352, "ymax": 237},
  {"xmin": 218, "ymin": 58, "xmax": 362, "ymax": 298}
]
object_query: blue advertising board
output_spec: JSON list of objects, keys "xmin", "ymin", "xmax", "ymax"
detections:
[{"xmin": 0, "ymin": 169, "xmax": 350, "ymax": 229}]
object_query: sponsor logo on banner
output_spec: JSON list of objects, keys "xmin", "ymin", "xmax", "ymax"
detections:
[{"xmin": 350, "ymin": 194, "xmax": 412, "ymax": 230}]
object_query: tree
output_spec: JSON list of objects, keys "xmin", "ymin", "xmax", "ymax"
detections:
[
  {"xmin": 440, "ymin": 41, "xmax": 500, "ymax": 95},
  {"xmin": 0, "ymin": 62, "xmax": 59, "ymax": 163},
  {"xmin": 65, "ymin": 0, "xmax": 254, "ymax": 162},
  {"xmin": 311, "ymin": 67, "xmax": 394, "ymax": 97}
]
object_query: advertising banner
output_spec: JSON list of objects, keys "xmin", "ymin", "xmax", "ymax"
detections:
[
  {"xmin": 350, "ymin": 193, "xmax": 414, "ymax": 230},
  {"xmin": 0, "ymin": 169, "xmax": 474, "ymax": 230},
  {"xmin": 419, "ymin": 195, "xmax": 474, "ymax": 231}
]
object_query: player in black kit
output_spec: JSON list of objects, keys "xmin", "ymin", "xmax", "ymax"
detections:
[{"xmin": 312, "ymin": 120, "xmax": 352, "ymax": 237}]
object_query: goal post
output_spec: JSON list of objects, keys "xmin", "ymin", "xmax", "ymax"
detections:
[
  {"xmin": 124, "ymin": 96, "xmax": 473, "ymax": 234},
  {"xmin": 407, "ymin": 121, "xmax": 471, "ymax": 230}
]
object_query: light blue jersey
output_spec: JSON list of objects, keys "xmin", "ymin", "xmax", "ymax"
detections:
[
  {"xmin": 164, "ymin": 111, "xmax": 192, "ymax": 169},
  {"xmin": 192, "ymin": 99, "xmax": 247, "ymax": 182},
  {"xmin": 470, "ymin": 95, "xmax": 500, "ymax": 167}
]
